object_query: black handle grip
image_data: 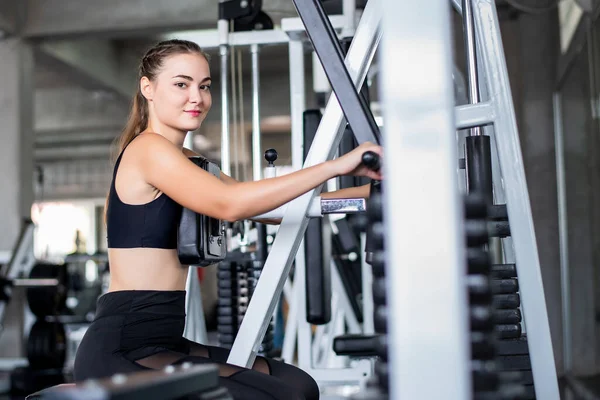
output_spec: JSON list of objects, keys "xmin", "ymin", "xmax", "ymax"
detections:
[{"xmin": 362, "ymin": 151, "xmax": 381, "ymax": 172}]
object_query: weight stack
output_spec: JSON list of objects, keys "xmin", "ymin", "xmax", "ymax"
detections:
[
  {"xmin": 488, "ymin": 209, "xmax": 535, "ymax": 399},
  {"xmin": 217, "ymin": 251, "xmax": 274, "ymax": 357},
  {"xmin": 352, "ymin": 186, "xmax": 389, "ymax": 400},
  {"xmin": 465, "ymin": 196, "xmax": 529, "ymax": 400},
  {"xmin": 12, "ymin": 263, "xmax": 68, "ymax": 395}
]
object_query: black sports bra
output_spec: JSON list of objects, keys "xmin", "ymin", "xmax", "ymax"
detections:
[{"xmin": 106, "ymin": 144, "xmax": 182, "ymax": 249}]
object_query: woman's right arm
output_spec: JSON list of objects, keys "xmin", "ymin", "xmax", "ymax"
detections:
[{"xmin": 138, "ymin": 134, "xmax": 380, "ymax": 222}]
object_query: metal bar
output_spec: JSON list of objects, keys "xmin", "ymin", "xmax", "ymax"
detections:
[
  {"xmin": 554, "ymin": 92, "xmax": 571, "ymax": 372},
  {"xmin": 295, "ymin": 236, "xmax": 313, "ymax": 370},
  {"xmin": 173, "ymin": 14, "xmax": 349, "ymax": 47},
  {"xmin": 251, "ymin": 44, "xmax": 262, "ymax": 181},
  {"xmin": 380, "ymin": 0, "xmax": 471, "ymax": 399},
  {"xmin": 289, "ymin": 41, "xmax": 306, "ymax": 174},
  {"xmin": 282, "ymin": 15, "xmax": 347, "ymax": 38},
  {"xmin": 226, "ymin": 0, "xmax": 383, "ymax": 368},
  {"xmin": 462, "ymin": 0, "xmax": 482, "ymax": 135},
  {"xmin": 360, "ymin": 233, "xmax": 374, "ymax": 334},
  {"xmin": 473, "ymin": 1, "xmax": 559, "ymax": 398},
  {"xmin": 455, "ymin": 101, "xmax": 495, "ymax": 129},
  {"xmin": 473, "ymin": 33, "xmax": 513, "ymax": 266},
  {"xmin": 164, "ymin": 28, "xmax": 289, "ymax": 49},
  {"xmin": 219, "ymin": 17, "xmax": 231, "ymax": 176},
  {"xmin": 342, "ymin": 0, "xmax": 357, "ymax": 37},
  {"xmin": 279, "ymin": 37, "xmax": 306, "ymax": 368},
  {"xmin": 230, "ymin": 29, "xmax": 289, "ymax": 46},
  {"xmin": 281, "ymin": 278, "xmax": 299, "ymax": 364},
  {"xmin": 287, "ymin": 35, "xmax": 317, "ymax": 373},
  {"xmin": 291, "ymin": 0, "xmax": 380, "ymax": 145},
  {"xmin": 12, "ymin": 278, "xmax": 59, "ymax": 287},
  {"xmin": 253, "ymin": 198, "xmax": 366, "ymax": 219},
  {"xmin": 463, "ymin": 0, "xmax": 480, "ymax": 105}
]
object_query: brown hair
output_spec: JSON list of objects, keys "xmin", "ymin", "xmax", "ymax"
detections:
[
  {"xmin": 105, "ymin": 39, "xmax": 210, "ymax": 221},
  {"xmin": 113, "ymin": 39, "xmax": 210, "ymax": 161}
]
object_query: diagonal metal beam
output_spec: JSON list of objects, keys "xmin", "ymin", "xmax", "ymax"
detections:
[
  {"xmin": 292, "ymin": 0, "xmax": 380, "ymax": 144},
  {"xmin": 36, "ymin": 39, "xmax": 137, "ymax": 99}
]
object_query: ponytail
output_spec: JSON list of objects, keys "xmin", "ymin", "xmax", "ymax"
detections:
[{"xmin": 112, "ymin": 91, "xmax": 148, "ymax": 163}]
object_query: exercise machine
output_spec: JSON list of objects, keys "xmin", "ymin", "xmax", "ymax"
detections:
[{"xmin": 223, "ymin": 0, "xmax": 559, "ymax": 399}]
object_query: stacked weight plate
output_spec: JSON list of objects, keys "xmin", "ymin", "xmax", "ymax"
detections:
[
  {"xmin": 217, "ymin": 251, "xmax": 274, "ymax": 356},
  {"xmin": 466, "ymin": 194, "xmax": 503, "ymax": 399},
  {"xmin": 466, "ymin": 196, "xmax": 530, "ymax": 400},
  {"xmin": 488, "ymin": 208, "xmax": 535, "ymax": 399},
  {"xmin": 369, "ymin": 192, "xmax": 388, "ymax": 396},
  {"xmin": 217, "ymin": 253, "xmax": 249, "ymax": 348},
  {"xmin": 352, "ymin": 186, "xmax": 389, "ymax": 400}
]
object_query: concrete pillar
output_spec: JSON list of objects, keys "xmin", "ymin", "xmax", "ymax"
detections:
[
  {"xmin": 517, "ymin": 11, "xmax": 564, "ymax": 374},
  {"xmin": 0, "ymin": 38, "xmax": 34, "ymax": 252},
  {"xmin": 0, "ymin": 38, "xmax": 34, "ymax": 358}
]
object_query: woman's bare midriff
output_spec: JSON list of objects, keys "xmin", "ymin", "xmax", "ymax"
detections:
[{"xmin": 107, "ymin": 248, "xmax": 189, "ymax": 292}]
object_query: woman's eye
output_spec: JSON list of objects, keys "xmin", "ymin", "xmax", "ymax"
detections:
[
  {"xmin": 176, "ymin": 82, "xmax": 187, "ymax": 88},
  {"xmin": 200, "ymin": 85, "xmax": 211, "ymax": 91}
]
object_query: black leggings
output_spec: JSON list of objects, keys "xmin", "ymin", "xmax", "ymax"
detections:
[{"xmin": 73, "ymin": 290, "xmax": 319, "ymax": 400}]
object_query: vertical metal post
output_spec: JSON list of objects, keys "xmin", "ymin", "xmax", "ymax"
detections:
[
  {"xmin": 280, "ymin": 38, "xmax": 307, "ymax": 366},
  {"xmin": 462, "ymin": 0, "xmax": 480, "ymax": 104},
  {"xmin": 342, "ymin": 0, "xmax": 357, "ymax": 38},
  {"xmin": 251, "ymin": 44, "xmax": 262, "ymax": 181},
  {"xmin": 553, "ymin": 92, "xmax": 571, "ymax": 373},
  {"xmin": 380, "ymin": 0, "xmax": 471, "ymax": 399},
  {"xmin": 288, "ymin": 38, "xmax": 313, "ymax": 370},
  {"xmin": 290, "ymin": 41, "xmax": 306, "ymax": 171},
  {"xmin": 219, "ymin": 15, "xmax": 231, "ymax": 176},
  {"xmin": 361, "ymin": 233, "xmax": 374, "ymax": 334},
  {"xmin": 462, "ymin": 0, "xmax": 482, "ymax": 137}
]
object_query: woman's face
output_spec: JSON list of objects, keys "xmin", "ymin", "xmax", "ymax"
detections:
[{"xmin": 144, "ymin": 52, "xmax": 213, "ymax": 133}]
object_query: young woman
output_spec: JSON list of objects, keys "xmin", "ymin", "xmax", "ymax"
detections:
[{"xmin": 73, "ymin": 39, "xmax": 383, "ymax": 400}]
